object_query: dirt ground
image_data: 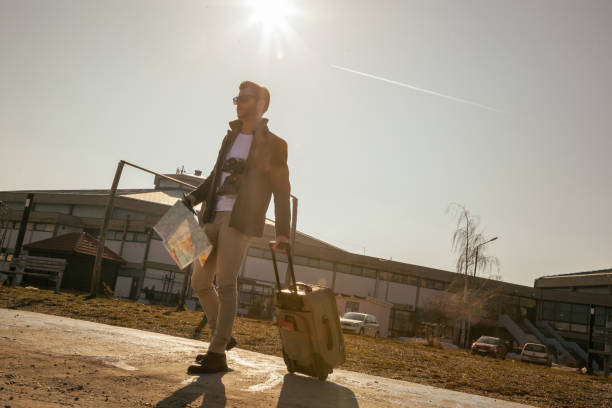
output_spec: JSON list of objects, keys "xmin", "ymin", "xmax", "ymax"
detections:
[
  {"xmin": 1, "ymin": 309, "xmax": 535, "ymax": 408},
  {"xmin": 1, "ymin": 287, "xmax": 611, "ymax": 408}
]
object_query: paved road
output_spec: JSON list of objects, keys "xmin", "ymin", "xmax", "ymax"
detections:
[{"xmin": 0, "ymin": 309, "xmax": 533, "ymax": 407}]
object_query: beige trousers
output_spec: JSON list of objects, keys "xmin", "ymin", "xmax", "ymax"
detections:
[{"xmin": 191, "ymin": 211, "xmax": 250, "ymax": 353}]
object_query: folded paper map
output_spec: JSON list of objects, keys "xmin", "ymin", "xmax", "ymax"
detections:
[{"xmin": 154, "ymin": 201, "xmax": 213, "ymax": 270}]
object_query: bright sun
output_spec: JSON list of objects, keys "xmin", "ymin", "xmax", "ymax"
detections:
[
  {"xmin": 245, "ymin": 0, "xmax": 297, "ymax": 33},
  {"xmin": 244, "ymin": 0, "xmax": 299, "ymax": 58}
]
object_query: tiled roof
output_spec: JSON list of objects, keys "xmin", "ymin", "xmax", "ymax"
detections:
[
  {"xmin": 24, "ymin": 232, "xmax": 125, "ymax": 263},
  {"xmin": 120, "ymin": 190, "xmax": 183, "ymax": 206}
]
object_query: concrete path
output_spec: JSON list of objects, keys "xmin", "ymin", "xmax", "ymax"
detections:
[{"xmin": 0, "ymin": 309, "xmax": 533, "ymax": 407}]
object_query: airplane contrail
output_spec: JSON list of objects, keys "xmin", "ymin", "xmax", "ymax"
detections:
[{"xmin": 331, "ymin": 64, "xmax": 507, "ymax": 114}]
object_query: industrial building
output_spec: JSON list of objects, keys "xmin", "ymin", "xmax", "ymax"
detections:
[{"xmin": 0, "ymin": 172, "xmax": 609, "ymax": 371}]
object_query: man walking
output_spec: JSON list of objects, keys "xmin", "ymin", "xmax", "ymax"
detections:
[{"xmin": 183, "ymin": 81, "xmax": 291, "ymax": 374}]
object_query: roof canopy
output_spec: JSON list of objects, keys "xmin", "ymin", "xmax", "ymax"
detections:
[{"xmin": 24, "ymin": 232, "xmax": 126, "ymax": 263}]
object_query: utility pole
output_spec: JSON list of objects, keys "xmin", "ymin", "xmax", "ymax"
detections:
[
  {"xmin": 10, "ymin": 194, "xmax": 34, "ymax": 285},
  {"xmin": 89, "ymin": 162, "xmax": 124, "ymax": 298},
  {"xmin": 587, "ymin": 304, "xmax": 595, "ymax": 374}
]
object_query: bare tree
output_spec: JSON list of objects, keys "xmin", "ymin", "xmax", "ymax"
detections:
[
  {"xmin": 446, "ymin": 203, "xmax": 500, "ymax": 348},
  {"xmin": 447, "ymin": 203, "xmax": 500, "ymax": 279}
]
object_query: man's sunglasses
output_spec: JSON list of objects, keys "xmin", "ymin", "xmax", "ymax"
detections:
[{"xmin": 233, "ymin": 95, "xmax": 258, "ymax": 105}]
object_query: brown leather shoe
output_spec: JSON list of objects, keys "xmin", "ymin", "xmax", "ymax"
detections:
[
  {"xmin": 188, "ymin": 351, "xmax": 228, "ymax": 375},
  {"xmin": 195, "ymin": 337, "xmax": 237, "ymax": 363}
]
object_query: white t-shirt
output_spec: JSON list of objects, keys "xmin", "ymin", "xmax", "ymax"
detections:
[{"xmin": 216, "ymin": 133, "xmax": 253, "ymax": 211}]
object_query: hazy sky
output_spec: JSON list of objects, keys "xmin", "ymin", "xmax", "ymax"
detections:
[{"xmin": 1, "ymin": 0, "xmax": 611, "ymax": 286}]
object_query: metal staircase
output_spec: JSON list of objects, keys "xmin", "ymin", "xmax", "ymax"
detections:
[
  {"xmin": 523, "ymin": 319, "xmax": 572, "ymax": 362},
  {"xmin": 498, "ymin": 314, "xmax": 538, "ymax": 345},
  {"xmin": 537, "ymin": 320, "xmax": 598, "ymax": 370}
]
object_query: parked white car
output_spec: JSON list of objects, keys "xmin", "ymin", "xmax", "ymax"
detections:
[
  {"xmin": 340, "ymin": 312, "xmax": 380, "ymax": 337},
  {"xmin": 521, "ymin": 343, "xmax": 552, "ymax": 366}
]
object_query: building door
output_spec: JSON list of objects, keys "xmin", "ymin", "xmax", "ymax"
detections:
[{"xmin": 114, "ymin": 276, "xmax": 133, "ymax": 298}]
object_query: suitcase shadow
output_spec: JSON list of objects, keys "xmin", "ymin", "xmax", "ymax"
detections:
[
  {"xmin": 277, "ymin": 373, "xmax": 359, "ymax": 408},
  {"xmin": 154, "ymin": 371, "xmax": 228, "ymax": 408}
]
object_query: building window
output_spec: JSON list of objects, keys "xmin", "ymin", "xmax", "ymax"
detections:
[
  {"xmin": 570, "ymin": 324, "xmax": 588, "ymax": 333},
  {"xmin": 402, "ymin": 276, "xmax": 416, "ymax": 285},
  {"xmin": 319, "ymin": 260, "xmax": 333, "ymax": 271},
  {"xmin": 575, "ymin": 286, "xmax": 611, "ymax": 295},
  {"xmin": 345, "ymin": 301, "xmax": 359, "ymax": 313},
  {"xmin": 520, "ymin": 297, "xmax": 536, "ymax": 308},
  {"xmin": 431, "ymin": 280, "xmax": 446, "ymax": 290},
  {"xmin": 363, "ymin": 268, "xmax": 376, "ymax": 279},
  {"xmin": 351, "ymin": 266, "xmax": 363, "ymax": 276},
  {"xmin": 594, "ymin": 306, "xmax": 606, "ymax": 327},
  {"xmin": 556, "ymin": 303, "xmax": 571, "ymax": 322},
  {"xmin": 571, "ymin": 304, "xmax": 588, "ymax": 325},
  {"xmin": 421, "ymin": 279, "xmax": 444, "ymax": 289},
  {"xmin": 337, "ymin": 263, "xmax": 350, "ymax": 273},
  {"xmin": 293, "ymin": 255, "xmax": 309, "ymax": 266},
  {"xmin": 34, "ymin": 223, "xmax": 55, "ymax": 232},
  {"xmin": 542, "ymin": 301, "xmax": 555, "ymax": 320}
]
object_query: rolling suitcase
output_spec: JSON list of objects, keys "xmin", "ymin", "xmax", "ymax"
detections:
[{"xmin": 269, "ymin": 242, "xmax": 346, "ymax": 381}]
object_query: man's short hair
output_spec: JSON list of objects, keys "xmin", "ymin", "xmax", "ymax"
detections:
[{"xmin": 239, "ymin": 81, "xmax": 270, "ymax": 113}]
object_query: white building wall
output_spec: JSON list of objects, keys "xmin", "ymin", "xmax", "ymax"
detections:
[
  {"xmin": 243, "ymin": 256, "xmax": 287, "ymax": 285},
  {"xmin": 25, "ymin": 231, "xmax": 53, "ymax": 245},
  {"xmin": 104, "ymin": 240, "xmax": 122, "ymax": 254},
  {"xmin": 143, "ymin": 268, "xmax": 183, "ymax": 294},
  {"xmin": 291, "ymin": 264, "xmax": 333, "ymax": 288},
  {"xmin": 374, "ymin": 280, "xmax": 388, "ymax": 300},
  {"xmin": 147, "ymin": 240, "xmax": 176, "ymax": 264},
  {"xmin": 112, "ymin": 208, "xmax": 146, "ymax": 220},
  {"xmin": 34, "ymin": 203, "xmax": 71, "ymax": 214},
  {"xmin": 418, "ymin": 287, "xmax": 448, "ymax": 309},
  {"xmin": 3, "ymin": 229, "xmax": 16, "ymax": 249},
  {"xmin": 334, "ymin": 272, "xmax": 376, "ymax": 297},
  {"xmin": 242, "ymin": 258, "xmax": 334, "ymax": 288},
  {"xmin": 114, "ymin": 276, "xmax": 133, "ymax": 298},
  {"xmin": 336, "ymin": 296, "xmax": 393, "ymax": 337},
  {"xmin": 387, "ymin": 282, "xmax": 417, "ymax": 306},
  {"xmin": 72, "ymin": 205, "xmax": 105, "ymax": 218},
  {"xmin": 121, "ymin": 242, "xmax": 146, "ymax": 263}
]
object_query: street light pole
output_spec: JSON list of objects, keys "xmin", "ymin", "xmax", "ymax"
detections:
[{"xmin": 464, "ymin": 236, "xmax": 498, "ymax": 350}]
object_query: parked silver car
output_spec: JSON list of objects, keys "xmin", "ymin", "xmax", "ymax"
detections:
[
  {"xmin": 340, "ymin": 312, "xmax": 380, "ymax": 337},
  {"xmin": 521, "ymin": 343, "xmax": 552, "ymax": 366}
]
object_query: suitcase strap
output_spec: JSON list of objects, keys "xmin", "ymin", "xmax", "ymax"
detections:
[{"xmin": 322, "ymin": 314, "xmax": 333, "ymax": 350}]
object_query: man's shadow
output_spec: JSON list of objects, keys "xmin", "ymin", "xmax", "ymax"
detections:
[
  {"xmin": 155, "ymin": 371, "xmax": 227, "ymax": 408},
  {"xmin": 277, "ymin": 374, "xmax": 359, "ymax": 408}
]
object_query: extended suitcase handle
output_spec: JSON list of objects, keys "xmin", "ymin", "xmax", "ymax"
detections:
[{"xmin": 269, "ymin": 241, "xmax": 298, "ymax": 293}]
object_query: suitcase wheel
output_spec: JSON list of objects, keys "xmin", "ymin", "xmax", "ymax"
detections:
[{"xmin": 314, "ymin": 353, "xmax": 329, "ymax": 382}]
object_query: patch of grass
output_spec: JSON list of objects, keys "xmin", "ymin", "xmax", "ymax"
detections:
[{"xmin": 1, "ymin": 286, "xmax": 610, "ymax": 408}]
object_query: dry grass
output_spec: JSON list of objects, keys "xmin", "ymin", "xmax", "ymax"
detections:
[{"xmin": 1, "ymin": 286, "xmax": 610, "ymax": 408}]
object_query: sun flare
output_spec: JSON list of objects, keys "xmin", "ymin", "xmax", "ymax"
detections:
[{"xmin": 245, "ymin": 0, "xmax": 297, "ymax": 33}]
